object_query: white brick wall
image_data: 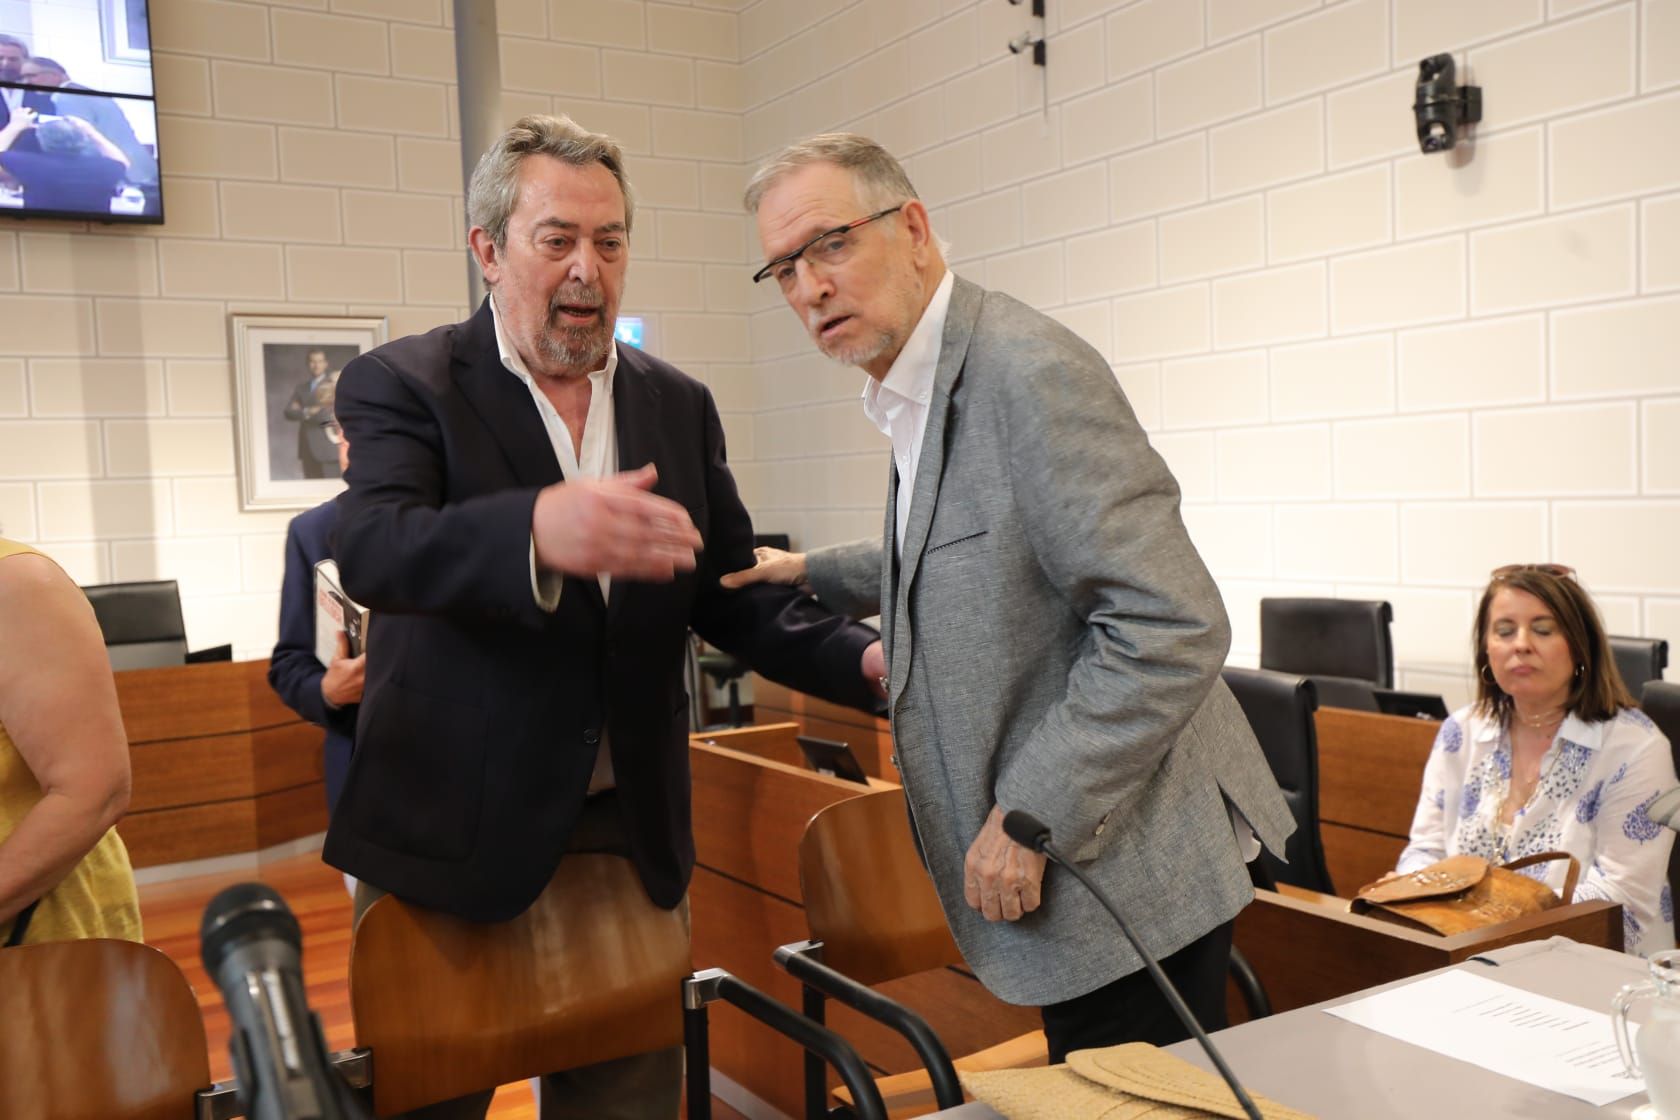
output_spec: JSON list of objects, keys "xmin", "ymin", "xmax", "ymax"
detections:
[
  {"xmin": 0, "ymin": 0, "xmax": 753, "ymax": 659},
  {"xmin": 14, "ymin": 0, "xmax": 1680, "ymax": 684},
  {"xmin": 735, "ymin": 0, "xmax": 1680, "ymax": 684}
]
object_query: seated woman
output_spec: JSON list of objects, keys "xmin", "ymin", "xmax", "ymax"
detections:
[
  {"xmin": 1397, "ymin": 563, "xmax": 1675, "ymax": 955},
  {"xmin": 0, "ymin": 539, "xmax": 141, "ymax": 945}
]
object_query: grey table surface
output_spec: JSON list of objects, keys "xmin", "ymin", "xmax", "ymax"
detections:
[{"xmin": 929, "ymin": 937, "xmax": 1657, "ymax": 1119}]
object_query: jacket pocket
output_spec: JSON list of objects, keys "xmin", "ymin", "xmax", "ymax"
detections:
[{"xmin": 360, "ymin": 681, "xmax": 488, "ymax": 862}]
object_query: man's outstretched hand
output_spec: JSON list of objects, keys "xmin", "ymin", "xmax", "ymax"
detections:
[{"xmin": 532, "ymin": 464, "xmax": 702, "ymax": 582}]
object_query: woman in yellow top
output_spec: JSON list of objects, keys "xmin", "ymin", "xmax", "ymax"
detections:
[{"xmin": 0, "ymin": 539, "xmax": 141, "ymax": 944}]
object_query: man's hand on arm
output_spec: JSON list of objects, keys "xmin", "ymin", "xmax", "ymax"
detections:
[
  {"xmin": 719, "ymin": 545, "xmax": 812, "ymax": 595},
  {"xmin": 320, "ymin": 631, "xmax": 366, "ymax": 708},
  {"xmin": 861, "ymin": 639, "xmax": 887, "ymax": 701},
  {"xmin": 532, "ymin": 463, "xmax": 702, "ymax": 582},
  {"xmin": 964, "ymin": 804, "xmax": 1048, "ymax": 922}
]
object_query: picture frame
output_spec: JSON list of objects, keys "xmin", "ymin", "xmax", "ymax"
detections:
[
  {"xmin": 230, "ymin": 314, "xmax": 387, "ymax": 512},
  {"xmin": 99, "ymin": 0, "xmax": 151, "ymax": 65}
]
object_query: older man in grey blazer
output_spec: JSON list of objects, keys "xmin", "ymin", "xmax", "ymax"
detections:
[{"xmin": 726, "ymin": 134, "xmax": 1295, "ymax": 1061}]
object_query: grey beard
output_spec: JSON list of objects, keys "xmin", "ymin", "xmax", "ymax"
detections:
[
  {"xmin": 816, "ymin": 326, "xmax": 896, "ymax": 369},
  {"xmin": 537, "ymin": 316, "xmax": 611, "ymax": 369}
]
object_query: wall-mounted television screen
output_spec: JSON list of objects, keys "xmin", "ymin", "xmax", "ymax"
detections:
[{"xmin": 0, "ymin": 0, "xmax": 161, "ymax": 224}]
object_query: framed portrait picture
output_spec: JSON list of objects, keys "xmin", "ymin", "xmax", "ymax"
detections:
[
  {"xmin": 230, "ymin": 314, "xmax": 387, "ymax": 511},
  {"xmin": 99, "ymin": 0, "xmax": 152, "ymax": 65}
]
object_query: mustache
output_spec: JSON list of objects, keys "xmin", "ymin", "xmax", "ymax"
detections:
[{"xmin": 549, "ymin": 284, "xmax": 605, "ymax": 316}]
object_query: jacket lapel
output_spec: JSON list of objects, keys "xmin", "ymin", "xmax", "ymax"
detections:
[
  {"xmin": 888, "ymin": 275, "xmax": 982, "ymax": 700},
  {"xmin": 607, "ymin": 343, "xmax": 660, "ymax": 627},
  {"xmin": 452, "ymin": 300, "xmax": 566, "ymax": 491}
]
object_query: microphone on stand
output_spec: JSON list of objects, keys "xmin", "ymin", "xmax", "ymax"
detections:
[
  {"xmin": 200, "ymin": 883, "xmax": 370, "ymax": 1120},
  {"xmin": 1002, "ymin": 809, "xmax": 1263, "ymax": 1120}
]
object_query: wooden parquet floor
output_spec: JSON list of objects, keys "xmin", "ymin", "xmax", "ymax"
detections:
[{"xmin": 136, "ymin": 850, "xmax": 746, "ymax": 1120}]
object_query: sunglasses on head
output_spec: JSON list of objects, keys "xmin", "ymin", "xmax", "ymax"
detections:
[{"xmin": 1491, "ymin": 562, "xmax": 1576, "ymax": 580}]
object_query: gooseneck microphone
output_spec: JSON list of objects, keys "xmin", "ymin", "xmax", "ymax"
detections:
[
  {"xmin": 200, "ymin": 883, "xmax": 369, "ymax": 1120},
  {"xmin": 1002, "ymin": 810, "xmax": 1263, "ymax": 1120}
]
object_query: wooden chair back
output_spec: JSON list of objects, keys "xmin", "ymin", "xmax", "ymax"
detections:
[
  {"xmin": 350, "ymin": 853, "xmax": 690, "ymax": 1117},
  {"xmin": 799, "ymin": 788, "xmax": 962, "ymax": 985},
  {"xmin": 0, "ymin": 938, "xmax": 211, "ymax": 1120}
]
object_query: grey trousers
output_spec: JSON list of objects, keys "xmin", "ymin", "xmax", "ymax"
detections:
[{"xmin": 351, "ymin": 792, "xmax": 685, "ymax": 1120}]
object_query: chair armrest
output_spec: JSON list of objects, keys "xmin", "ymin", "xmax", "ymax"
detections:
[{"xmin": 775, "ymin": 939, "xmax": 963, "ymax": 1112}]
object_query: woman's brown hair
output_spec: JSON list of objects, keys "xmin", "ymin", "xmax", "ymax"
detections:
[{"xmin": 1472, "ymin": 564, "xmax": 1635, "ymax": 724}]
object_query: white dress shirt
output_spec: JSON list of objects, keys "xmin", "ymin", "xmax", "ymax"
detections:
[
  {"xmin": 862, "ymin": 269, "xmax": 953, "ymax": 560},
  {"xmin": 490, "ymin": 294, "xmax": 619, "ymax": 790}
]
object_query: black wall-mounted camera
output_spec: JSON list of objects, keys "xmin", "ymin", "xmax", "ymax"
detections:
[{"xmin": 1413, "ymin": 54, "xmax": 1482, "ymax": 153}]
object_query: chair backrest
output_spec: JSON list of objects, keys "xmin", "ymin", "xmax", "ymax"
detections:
[
  {"xmin": 1612, "ymin": 635, "xmax": 1670, "ymax": 694},
  {"xmin": 1260, "ymin": 598, "xmax": 1394, "ymax": 688},
  {"xmin": 1641, "ymin": 681, "xmax": 1680, "ymax": 911},
  {"xmin": 350, "ymin": 853, "xmax": 690, "ymax": 1117},
  {"xmin": 0, "ymin": 938, "xmax": 211, "ymax": 1120},
  {"xmin": 81, "ymin": 580, "xmax": 188, "ymax": 671},
  {"xmin": 799, "ymin": 788, "xmax": 963, "ymax": 986},
  {"xmin": 1221, "ymin": 666, "xmax": 1335, "ymax": 895}
]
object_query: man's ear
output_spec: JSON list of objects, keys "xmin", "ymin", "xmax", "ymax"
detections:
[
  {"xmin": 901, "ymin": 199, "xmax": 935, "ymax": 263},
  {"xmin": 467, "ymin": 226, "xmax": 500, "ymax": 287}
]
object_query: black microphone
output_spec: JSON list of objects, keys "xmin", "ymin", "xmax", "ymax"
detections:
[
  {"xmin": 1002, "ymin": 810, "xmax": 1263, "ymax": 1120},
  {"xmin": 200, "ymin": 883, "xmax": 369, "ymax": 1120}
]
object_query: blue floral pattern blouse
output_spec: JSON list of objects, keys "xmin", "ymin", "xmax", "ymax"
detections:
[{"xmin": 1397, "ymin": 705, "xmax": 1677, "ymax": 956}]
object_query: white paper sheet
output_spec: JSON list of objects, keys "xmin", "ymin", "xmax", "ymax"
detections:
[{"xmin": 1325, "ymin": 969, "xmax": 1643, "ymax": 1106}]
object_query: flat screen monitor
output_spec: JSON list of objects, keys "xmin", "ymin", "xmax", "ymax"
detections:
[
  {"xmin": 796, "ymin": 735, "xmax": 870, "ymax": 786},
  {"xmin": 1374, "ymin": 688, "xmax": 1450, "ymax": 721},
  {"xmin": 0, "ymin": 1, "xmax": 163, "ymax": 223}
]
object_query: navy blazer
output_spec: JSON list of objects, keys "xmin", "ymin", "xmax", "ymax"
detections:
[
  {"xmin": 268, "ymin": 497, "xmax": 356, "ymax": 813},
  {"xmin": 323, "ymin": 302, "xmax": 878, "ymax": 921}
]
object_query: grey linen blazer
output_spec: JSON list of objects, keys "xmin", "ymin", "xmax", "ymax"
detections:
[{"xmin": 806, "ymin": 276, "xmax": 1295, "ymax": 1007}]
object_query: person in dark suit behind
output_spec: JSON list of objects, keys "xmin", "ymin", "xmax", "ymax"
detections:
[
  {"xmin": 0, "ymin": 35, "xmax": 44, "ymax": 151},
  {"xmin": 268, "ymin": 416, "xmax": 361, "ymax": 819},
  {"xmin": 325, "ymin": 114, "xmax": 884, "ymax": 1120}
]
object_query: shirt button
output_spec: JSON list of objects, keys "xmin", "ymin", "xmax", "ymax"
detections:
[{"xmin": 582, "ymin": 729, "xmax": 600, "ymax": 746}]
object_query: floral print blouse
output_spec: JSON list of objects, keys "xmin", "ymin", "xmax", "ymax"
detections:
[{"xmin": 1397, "ymin": 705, "xmax": 1678, "ymax": 956}]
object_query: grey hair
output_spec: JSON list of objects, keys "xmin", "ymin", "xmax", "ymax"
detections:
[
  {"xmin": 467, "ymin": 114, "xmax": 636, "ymax": 250},
  {"xmin": 743, "ymin": 132, "xmax": 920, "ymax": 215}
]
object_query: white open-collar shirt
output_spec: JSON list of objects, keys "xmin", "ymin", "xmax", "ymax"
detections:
[
  {"xmin": 490, "ymin": 293, "xmax": 619, "ymax": 791},
  {"xmin": 862, "ymin": 269, "xmax": 954, "ymax": 560}
]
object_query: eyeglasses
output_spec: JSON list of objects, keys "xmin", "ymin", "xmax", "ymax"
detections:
[
  {"xmin": 751, "ymin": 205, "xmax": 904, "ymax": 288},
  {"xmin": 1491, "ymin": 563, "xmax": 1576, "ymax": 580}
]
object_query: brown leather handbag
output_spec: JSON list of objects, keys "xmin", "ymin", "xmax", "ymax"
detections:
[{"xmin": 1350, "ymin": 852, "xmax": 1579, "ymax": 936}]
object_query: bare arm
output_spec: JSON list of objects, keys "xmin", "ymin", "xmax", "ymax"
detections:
[
  {"xmin": 69, "ymin": 115, "xmax": 129, "ymax": 169},
  {"xmin": 0, "ymin": 553, "xmax": 132, "ymax": 924}
]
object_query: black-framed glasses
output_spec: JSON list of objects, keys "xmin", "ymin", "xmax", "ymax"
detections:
[{"xmin": 751, "ymin": 205, "xmax": 904, "ymax": 287}]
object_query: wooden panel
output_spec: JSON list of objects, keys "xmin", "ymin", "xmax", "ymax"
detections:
[
  {"xmin": 115, "ymin": 658, "xmax": 297, "ymax": 744},
  {"xmin": 1321, "ymin": 823, "xmax": 1408, "ymax": 899},
  {"xmin": 691, "ymin": 723, "xmax": 803, "ymax": 770},
  {"xmin": 254, "ymin": 781, "xmax": 330, "ymax": 851},
  {"xmin": 1235, "ymin": 888, "xmax": 1622, "ymax": 1014},
  {"xmin": 128, "ymin": 723, "xmax": 322, "ymax": 811},
  {"xmin": 118, "ymin": 799, "xmax": 257, "ymax": 867},
  {"xmin": 690, "ymin": 742, "xmax": 874, "ymax": 902},
  {"xmin": 753, "ymin": 675, "xmax": 894, "ymax": 778},
  {"xmin": 1314, "ymin": 707, "xmax": 1436, "ymax": 837}
]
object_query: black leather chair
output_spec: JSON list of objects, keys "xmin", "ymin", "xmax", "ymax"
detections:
[
  {"xmin": 1640, "ymin": 680, "xmax": 1680, "ymax": 913},
  {"xmin": 1612, "ymin": 636, "xmax": 1669, "ymax": 695},
  {"xmin": 81, "ymin": 580, "xmax": 188, "ymax": 671},
  {"xmin": 1259, "ymin": 597, "xmax": 1394, "ymax": 688},
  {"xmin": 1221, "ymin": 666, "xmax": 1334, "ymax": 895}
]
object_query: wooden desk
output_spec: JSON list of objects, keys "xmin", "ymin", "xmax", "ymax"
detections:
[
  {"xmin": 687, "ymin": 737, "xmax": 1037, "ymax": 1117},
  {"xmin": 1314, "ymin": 706, "xmax": 1438, "ymax": 893},
  {"xmin": 1233, "ymin": 885, "xmax": 1622, "ymax": 1017},
  {"xmin": 115, "ymin": 659, "xmax": 325, "ymax": 868},
  {"xmin": 751, "ymin": 674, "xmax": 894, "ymax": 779}
]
